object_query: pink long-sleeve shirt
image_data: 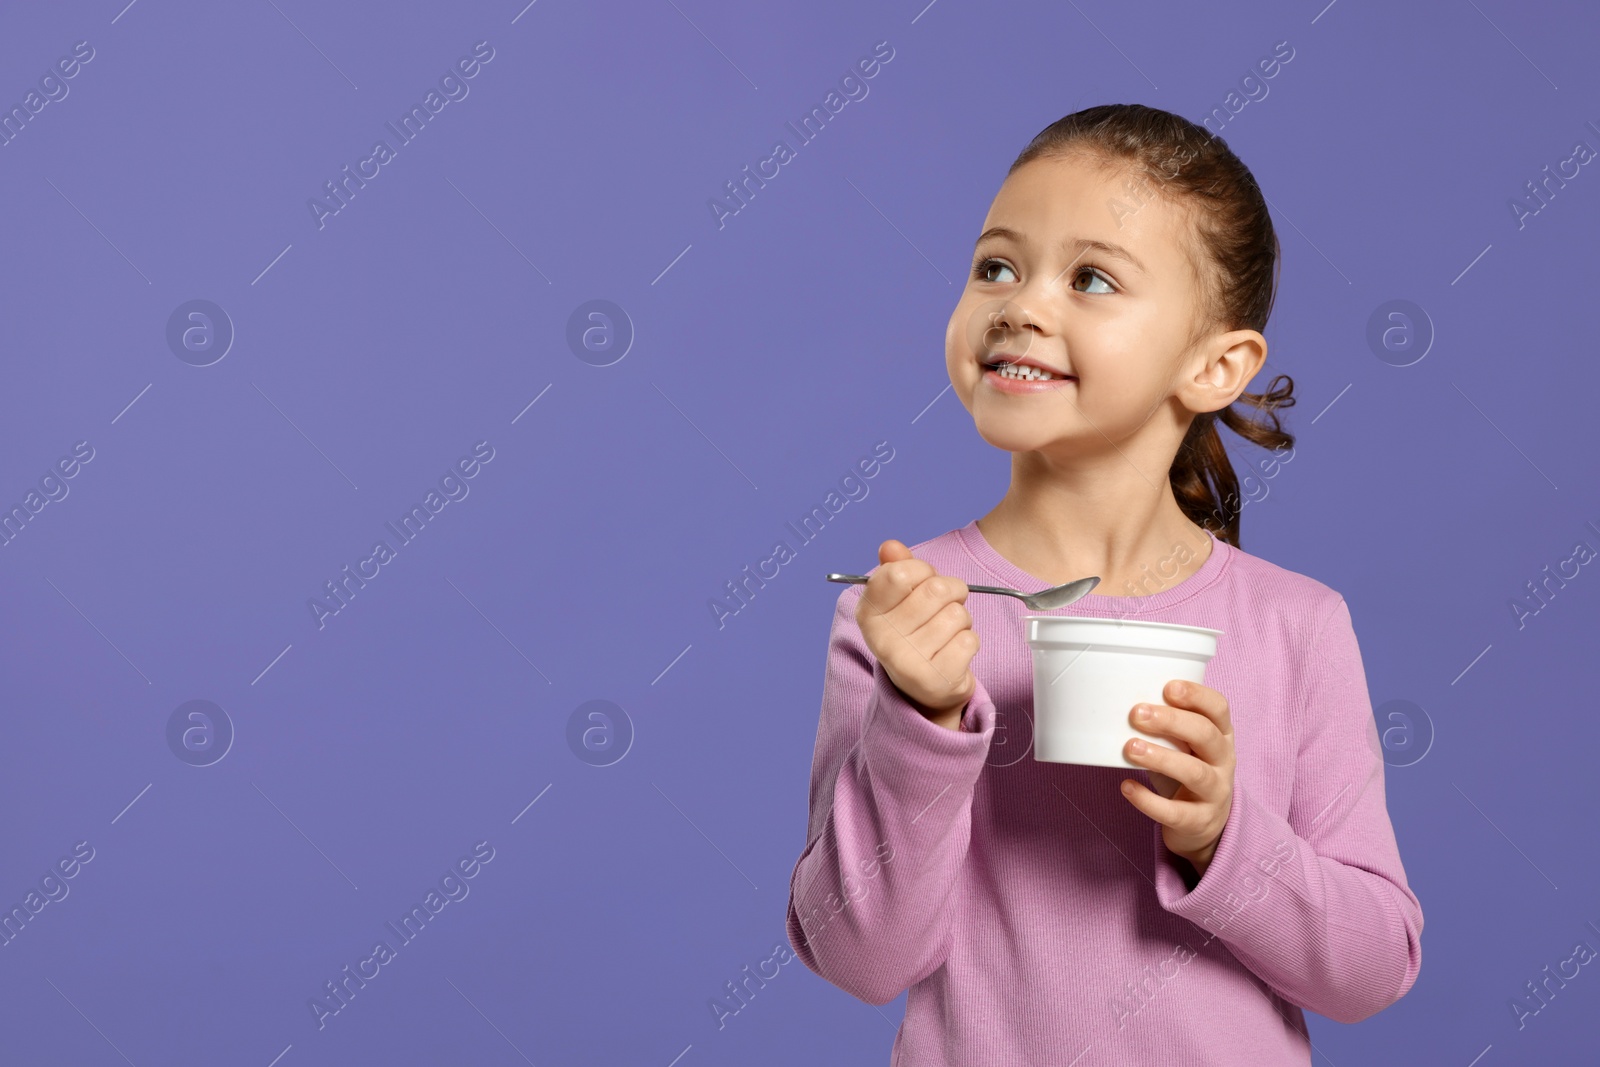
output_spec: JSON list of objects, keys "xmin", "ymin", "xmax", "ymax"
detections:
[{"xmin": 786, "ymin": 520, "xmax": 1423, "ymax": 1066}]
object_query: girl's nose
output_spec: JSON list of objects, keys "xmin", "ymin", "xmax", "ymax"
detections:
[{"xmin": 993, "ymin": 292, "xmax": 1056, "ymax": 339}]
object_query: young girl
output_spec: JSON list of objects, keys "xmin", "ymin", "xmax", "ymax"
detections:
[{"xmin": 785, "ymin": 104, "xmax": 1422, "ymax": 1065}]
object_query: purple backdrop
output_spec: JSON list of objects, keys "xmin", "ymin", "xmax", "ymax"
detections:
[{"xmin": 1, "ymin": 0, "xmax": 1595, "ymax": 1063}]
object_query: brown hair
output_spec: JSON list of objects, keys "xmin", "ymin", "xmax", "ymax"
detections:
[{"xmin": 1006, "ymin": 102, "xmax": 1295, "ymax": 549}]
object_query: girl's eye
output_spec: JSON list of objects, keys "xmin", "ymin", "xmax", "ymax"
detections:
[
  {"xmin": 972, "ymin": 257, "xmax": 1016, "ymax": 284},
  {"xmin": 1071, "ymin": 267, "xmax": 1116, "ymax": 295}
]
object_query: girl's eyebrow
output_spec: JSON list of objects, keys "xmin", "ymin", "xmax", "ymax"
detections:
[{"xmin": 975, "ymin": 226, "xmax": 1148, "ymax": 275}]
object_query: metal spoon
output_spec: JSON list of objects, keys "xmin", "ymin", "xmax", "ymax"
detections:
[{"xmin": 824, "ymin": 572, "xmax": 1100, "ymax": 611}]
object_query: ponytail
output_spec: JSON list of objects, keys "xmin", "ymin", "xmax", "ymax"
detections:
[{"xmin": 1171, "ymin": 375, "xmax": 1295, "ymax": 547}]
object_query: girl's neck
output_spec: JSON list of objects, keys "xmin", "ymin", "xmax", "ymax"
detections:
[{"xmin": 976, "ymin": 491, "xmax": 1212, "ymax": 595}]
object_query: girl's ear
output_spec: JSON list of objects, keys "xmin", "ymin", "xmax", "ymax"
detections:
[{"xmin": 1182, "ymin": 329, "xmax": 1267, "ymax": 413}]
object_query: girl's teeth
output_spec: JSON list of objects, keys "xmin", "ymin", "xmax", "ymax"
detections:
[{"xmin": 996, "ymin": 363, "xmax": 1058, "ymax": 381}]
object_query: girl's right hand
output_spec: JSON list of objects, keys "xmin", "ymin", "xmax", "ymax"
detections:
[{"xmin": 854, "ymin": 539, "xmax": 980, "ymax": 731}]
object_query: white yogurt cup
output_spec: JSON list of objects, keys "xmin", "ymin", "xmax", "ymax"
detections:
[{"xmin": 1025, "ymin": 616, "xmax": 1223, "ymax": 768}]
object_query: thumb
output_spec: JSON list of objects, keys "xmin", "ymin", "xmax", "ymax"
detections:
[{"xmin": 878, "ymin": 539, "xmax": 913, "ymax": 566}]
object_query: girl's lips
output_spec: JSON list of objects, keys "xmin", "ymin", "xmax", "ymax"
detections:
[{"xmin": 983, "ymin": 366, "xmax": 1077, "ymax": 393}]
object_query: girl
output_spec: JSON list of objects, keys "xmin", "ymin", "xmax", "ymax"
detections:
[{"xmin": 785, "ymin": 104, "xmax": 1422, "ymax": 1066}]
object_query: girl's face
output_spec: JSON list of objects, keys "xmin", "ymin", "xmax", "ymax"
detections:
[{"xmin": 945, "ymin": 150, "xmax": 1219, "ymax": 459}]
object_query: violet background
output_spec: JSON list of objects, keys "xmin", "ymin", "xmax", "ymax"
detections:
[{"xmin": 1, "ymin": 0, "xmax": 1596, "ymax": 1064}]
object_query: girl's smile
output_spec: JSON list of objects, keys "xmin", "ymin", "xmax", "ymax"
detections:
[{"xmin": 980, "ymin": 361, "xmax": 1078, "ymax": 394}]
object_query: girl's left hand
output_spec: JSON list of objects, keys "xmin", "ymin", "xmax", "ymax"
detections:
[{"xmin": 1119, "ymin": 678, "xmax": 1237, "ymax": 880}]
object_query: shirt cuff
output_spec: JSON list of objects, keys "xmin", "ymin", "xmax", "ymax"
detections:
[
  {"xmin": 866, "ymin": 657, "xmax": 996, "ymax": 754},
  {"xmin": 1151, "ymin": 776, "xmax": 1300, "ymax": 937},
  {"xmin": 960, "ymin": 684, "xmax": 996, "ymax": 734}
]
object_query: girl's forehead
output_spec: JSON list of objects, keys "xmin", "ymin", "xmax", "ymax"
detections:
[
  {"xmin": 994, "ymin": 154, "xmax": 1157, "ymax": 216},
  {"xmin": 984, "ymin": 155, "xmax": 1194, "ymax": 269}
]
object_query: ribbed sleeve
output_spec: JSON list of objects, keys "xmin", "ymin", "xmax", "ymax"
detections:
[
  {"xmin": 1151, "ymin": 595, "xmax": 1423, "ymax": 1021},
  {"xmin": 785, "ymin": 585, "xmax": 999, "ymax": 1005}
]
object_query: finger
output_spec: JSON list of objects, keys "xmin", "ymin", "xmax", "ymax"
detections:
[
  {"xmin": 926, "ymin": 627, "xmax": 979, "ymax": 702},
  {"xmin": 908, "ymin": 598, "xmax": 975, "ymax": 664},
  {"xmin": 890, "ymin": 573, "xmax": 967, "ymax": 635},
  {"xmin": 900, "ymin": 595, "xmax": 980, "ymax": 703},
  {"xmin": 1124, "ymin": 736, "xmax": 1218, "ymax": 800},
  {"xmin": 1119, "ymin": 777, "xmax": 1192, "ymax": 829},
  {"xmin": 919, "ymin": 572, "xmax": 969, "ymax": 605},
  {"xmin": 859, "ymin": 558, "xmax": 934, "ymax": 620},
  {"xmin": 1163, "ymin": 679, "xmax": 1233, "ymax": 737},
  {"xmin": 878, "ymin": 539, "xmax": 913, "ymax": 565},
  {"xmin": 1131, "ymin": 701, "xmax": 1228, "ymax": 768},
  {"xmin": 882, "ymin": 619, "xmax": 976, "ymax": 708}
]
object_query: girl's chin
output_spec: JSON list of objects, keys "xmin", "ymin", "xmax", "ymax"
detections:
[
  {"xmin": 971, "ymin": 411, "xmax": 1115, "ymax": 450},
  {"xmin": 972, "ymin": 424, "xmax": 1068, "ymax": 452}
]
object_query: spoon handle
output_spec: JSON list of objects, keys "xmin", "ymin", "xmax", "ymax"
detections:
[
  {"xmin": 966, "ymin": 583, "xmax": 1029, "ymax": 602},
  {"xmin": 824, "ymin": 574, "xmax": 1026, "ymax": 604}
]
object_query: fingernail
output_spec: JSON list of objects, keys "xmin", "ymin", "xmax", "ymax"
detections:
[
  {"xmin": 1134, "ymin": 705, "xmax": 1152, "ymax": 720},
  {"xmin": 1129, "ymin": 738, "xmax": 1146, "ymax": 755}
]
